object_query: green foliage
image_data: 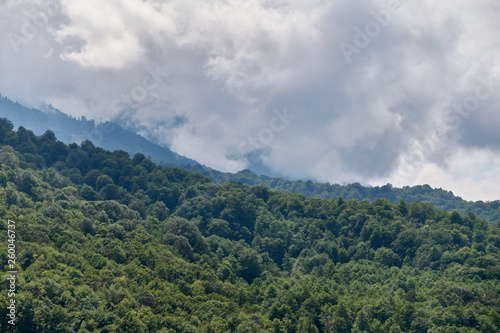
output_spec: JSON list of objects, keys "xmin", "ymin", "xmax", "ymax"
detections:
[
  {"xmin": 0, "ymin": 118, "xmax": 499, "ymax": 332},
  {"xmin": 185, "ymin": 167, "xmax": 500, "ymax": 224},
  {"xmin": 0, "ymin": 170, "xmax": 7, "ymax": 187}
]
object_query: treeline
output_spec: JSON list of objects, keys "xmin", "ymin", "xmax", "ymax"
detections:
[
  {"xmin": 186, "ymin": 168, "xmax": 500, "ymax": 224},
  {"xmin": 0, "ymin": 117, "xmax": 500, "ymax": 332}
]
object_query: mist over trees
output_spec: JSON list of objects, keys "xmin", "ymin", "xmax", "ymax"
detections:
[{"xmin": 2, "ymin": 96, "xmax": 498, "ymax": 225}]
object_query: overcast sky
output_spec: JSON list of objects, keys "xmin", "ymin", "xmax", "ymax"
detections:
[{"xmin": 1, "ymin": 0, "xmax": 499, "ymax": 201}]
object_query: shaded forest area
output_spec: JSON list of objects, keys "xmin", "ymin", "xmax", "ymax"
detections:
[{"xmin": 0, "ymin": 118, "xmax": 499, "ymax": 332}]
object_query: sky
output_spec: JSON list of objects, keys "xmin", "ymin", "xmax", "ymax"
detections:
[{"xmin": 1, "ymin": 0, "xmax": 500, "ymax": 201}]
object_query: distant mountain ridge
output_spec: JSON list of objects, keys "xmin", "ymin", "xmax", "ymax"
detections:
[
  {"xmin": 0, "ymin": 95, "xmax": 200, "ymax": 168},
  {"xmin": 178, "ymin": 166, "xmax": 500, "ymax": 224},
  {"xmin": 1, "ymin": 94, "xmax": 499, "ymax": 224}
]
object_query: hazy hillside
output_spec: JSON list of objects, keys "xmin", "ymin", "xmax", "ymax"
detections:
[
  {"xmin": 2, "ymin": 95, "xmax": 499, "ymax": 225},
  {"xmin": 1, "ymin": 117, "xmax": 500, "ymax": 332},
  {"xmin": 0, "ymin": 95, "xmax": 199, "ymax": 168}
]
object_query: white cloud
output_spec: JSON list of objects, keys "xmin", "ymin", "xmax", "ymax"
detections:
[
  {"xmin": 1, "ymin": 0, "xmax": 500, "ymax": 201},
  {"xmin": 55, "ymin": 0, "xmax": 178, "ymax": 69},
  {"xmin": 397, "ymin": 148, "xmax": 500, "ymax": 202}
]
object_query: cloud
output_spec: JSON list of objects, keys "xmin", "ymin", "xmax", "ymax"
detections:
[
  {"xmin": 0, "ymin": 0, "xmax": 499, "ymax": 201},
  {"xmin": 395, "ymin": 147, "xmax": 500, "ymax": 202}
]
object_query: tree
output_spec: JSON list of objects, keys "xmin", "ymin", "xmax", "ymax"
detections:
[
  {"xmin": 17, "ymin": 126, "xmax": 36, "ymax": 144},
  {"xmin": 374, "ymin": 247, "xmax": 401, "ymax": 267},
  {"xmin": 96, "ymin": 174, "xmax": 114, "ymax": 190},
  {"xmin": 81, "ymin": 218, "xmax": 96, "ymax": 235},
  {"xmin": 66, "ymin": 148, "xmax": 90, "ymax": 174},
  {"xmin": 238, "ymin": 248, "xmax": 262, "ymax": 283},
  {"xmin": 100, "ymin": 184, "xmax": 120, "ymax": 200},
  {"xmin": 298, "ymin": 316, "xmax": 319, "ymax": 333},
  {"xmin": 132, "ymin": 153, "xmax": 146, "ymax": 165},
  {"xmin": 44, "ymin": 203, "xmax": 64, "ymax": 219},
  {"xmin": 208, "ymin": 219, "xmax": 233, "ymax": 238},
  {"xmin": 0, "ymin": 117, "xmax": 14, "ymax": 143},
  {"xmin": 84, "ymin": 169, "xmax": 102, "ymax": 188},
  {"xmin": 40, "ymin": 130, "xmax": 57, "ymax": 142},
  {"xmin": 398, "ymin": 199, "xmax": 408, "ymax": 216},
  {"xmin": 15, "ymin": 170, "xmax": 38, "ymax": 195},
  {"xmin": 150, "ymin": 201, "xmax": 169, "ymax": 221},
  {"xmin": 408, "ymin": 201, "xmax": 435, "ymax": 223},
  {"xmin": 80, "ymin": 184, "xmax": 97, "ymax": 201},
  {"xmin": 5, "ymin": 187, "xmax": 18, "ymax": 207},
  {"xmin": 108, "ymin": 223, "xmax": 126, "ymax": 240},
  {"xmin": 0, "ymin": 146, "xmax": 19, "ymax": 168},
  {"xmin": 164, "ymin": 217, "xmax": 208, "ymax": 254},
  {"xmin": 0, "ymin": 171, "xmax": 7, "ymax": 187}
]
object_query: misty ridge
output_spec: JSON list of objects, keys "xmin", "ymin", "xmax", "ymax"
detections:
[{"xmin": 1, "ymin": 95, "xmax": 499, "ymax": 225}]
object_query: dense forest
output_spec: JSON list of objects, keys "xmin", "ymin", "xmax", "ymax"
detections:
[{"xmin": 1, "ymin": 117, "xmax": 500, "ymax": 332}]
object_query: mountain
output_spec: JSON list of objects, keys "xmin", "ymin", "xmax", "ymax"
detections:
[
  {"xmin": 2, "ymin": 94, "xmax": 499, "ymax": 224},
  {"xmin": 0, "ymin": 95, "xmax": 200, "ymax": 168},
  {"xmin": 1, "ymin": 119, "xmax": 500, "ymax": 332}
]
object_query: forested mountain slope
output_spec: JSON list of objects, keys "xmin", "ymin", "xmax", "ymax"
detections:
[
  {"xmin": 2, "ymin": 94, "xmax": 498, "ymax": 224},
  {"xmin": 1, "ymin": 117, "xmax": 500, "ymax": 332}
]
